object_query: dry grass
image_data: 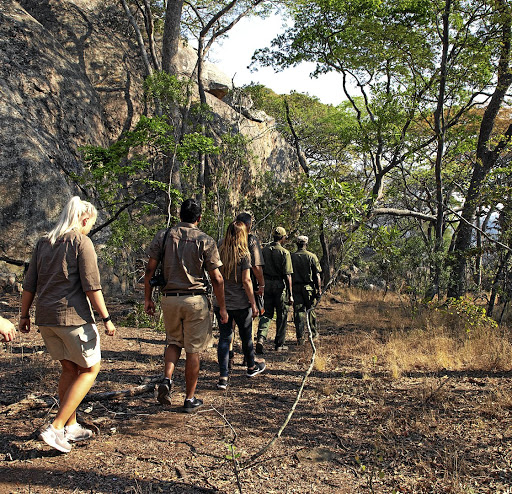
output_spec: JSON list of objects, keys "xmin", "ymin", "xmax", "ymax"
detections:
[{"xmin": 318, "ymin": 287, "xmax": 512, "ymax": 378}]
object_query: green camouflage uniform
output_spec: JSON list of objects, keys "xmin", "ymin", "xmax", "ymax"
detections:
[
  {"xmin": 291, "ymin": 247, "xmax": 322, "ymax": 341},
  {"xmin": 257, "ymin": 242, "xmax": 293, "ymax": 349}
]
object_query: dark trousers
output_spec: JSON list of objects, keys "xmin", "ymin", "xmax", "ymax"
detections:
[
  {"xmin": 215, "ymin": 307, "xmax": 255, "ymax": 378},
  {"xmin": 257, "ymin": 279, "xmax": 288, "ymax": 348},
  {"xmin": 293, "ymin": 284, "xmax": 317, "ymax": 340}
]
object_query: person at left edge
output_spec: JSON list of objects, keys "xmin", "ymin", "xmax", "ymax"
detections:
[
  {"xmin": 19, "ymin": 196, "xmax": 116, "ymax": 453},
  {"xmin": 144, "ymin": 199, "xmax": 228, "ymax": 413},
  {"xmin": 0, "ymin": 315, "xmax": 16, "ymax": 342}
]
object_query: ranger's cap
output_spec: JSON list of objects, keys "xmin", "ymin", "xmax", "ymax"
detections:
[
  {"xmin": 274, "ymin": 227, "xmax": 287, "ymax": 238},
  {"xmin": 296, "ymin": 235, "xmax": 309, "ymax": 244}
]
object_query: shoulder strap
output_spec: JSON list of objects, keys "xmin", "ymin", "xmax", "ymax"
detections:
[{"xmin": 159, "ymin": 228, "xmax": 170, "ymax": 263}]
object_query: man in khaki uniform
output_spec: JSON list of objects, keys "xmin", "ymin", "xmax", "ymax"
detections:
[
  {"xmin": 256, "ymin": 227, "xmax": 293, "ymax": 353},
  {"xmin": 291, "ymin": 235, "xmax": 322, "ymax": 343},
  {"xmin": 145, "ymin": 199, "xmax": 228, "ymax": 412}
]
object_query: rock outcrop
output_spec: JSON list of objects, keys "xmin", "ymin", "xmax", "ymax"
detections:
[{"xmin": 0, "ymin": 0, "xmax": 298, "ymax": 286}]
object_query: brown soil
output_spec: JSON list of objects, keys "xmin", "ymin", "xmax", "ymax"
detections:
[{"xmin": 1, "ymin": 293, "xmax": 512, "ymax": 493}]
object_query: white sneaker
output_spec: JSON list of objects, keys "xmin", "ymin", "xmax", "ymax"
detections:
[
  {"xmin": 65, "ymin": 423, "xmax": 93, "ymax": 442},
  {"xmin": 39, "ymin": 424, "xmax": 72, "ymax": 453}
]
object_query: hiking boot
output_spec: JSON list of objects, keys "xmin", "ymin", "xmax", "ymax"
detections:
[
  {"xmin": 65, "ymin": 423, "xmax": 93, "ymax": 442},
  {"xmin": 39, "ymin": 424, "xmax": 72, "ymax": 453},
  {"xmin": 255, "ymin": 337, "xmax": 264, "ymax": 355},
  {"xmin": 275, "ymin": 345, "xmax": 289, "ymax": 352},
  {"xmin": 157, "ymin": 379, "xmax": 173, "ymax": 406},
  {"xmin": 247, "ymin": 361, "xmax": 266, "ymax": 377},
  {"xmin": 216, "ymin": 378, "xmax": 228, "ymax": 390},
  {"xmin": 183, "ymin": 397, "xmax": 203, "ymax": 413}
]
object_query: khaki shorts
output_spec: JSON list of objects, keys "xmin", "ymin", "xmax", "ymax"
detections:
[
  {"xmin": 161, "ymin": 294, "xmax": 211, "ymax": 353},
  {"xmin": 39, "ymin": 323, "xmax": 101, "ymax": 368}
]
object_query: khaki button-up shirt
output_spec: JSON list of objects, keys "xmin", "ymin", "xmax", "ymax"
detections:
[
  {"xmin": 23, "ymin": 231, "xmax": 102, "ymax": 326},
  {"xmin": 146, "ymin": 222, "xmax": 222, "ymax": 292},
  {"xmin": 248, "ymin": 234, "xmax": 264, "ymax": 267}
]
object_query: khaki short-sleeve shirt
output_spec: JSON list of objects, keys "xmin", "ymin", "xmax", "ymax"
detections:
[
  {"xmin": 23, "ymin": 231, "xmax": 102, "ymax": 326},
  {"xmin": 146, "ymin": 222, "xmax": 222, "ymax": 292}
]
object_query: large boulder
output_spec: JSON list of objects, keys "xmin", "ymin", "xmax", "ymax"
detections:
[
  {"xmin": 0, "ymin": 0, "xmax": 298, "ymax": 290},
  {"xmin": 0, "ymin": 0, "xmax": 109, "ymax": 262}
]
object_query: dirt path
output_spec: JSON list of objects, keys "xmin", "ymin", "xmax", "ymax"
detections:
[{"xmin": 1, "ymin": 295, "xmax": 512, "ymax": 493}]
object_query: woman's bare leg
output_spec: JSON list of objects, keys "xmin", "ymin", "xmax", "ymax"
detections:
[{"xmin": 52, "ymin": 359, "xmax": 100, "ymax": 429}]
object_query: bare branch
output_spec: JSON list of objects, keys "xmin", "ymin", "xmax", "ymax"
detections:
[
  {"xmin": 119, "ymin": 0, "xmax": 153, "ymax": 76},
  {"xmin": 371, "ymin": 207, "xmax": 437, "ymax": 222}
]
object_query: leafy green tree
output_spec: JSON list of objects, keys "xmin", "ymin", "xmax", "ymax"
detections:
[
  {"xmin": 252, "ymin": 0, "xmax": 512, "ymax": 297},
  {"xmin": 73, "ymin": 75, "xmax": 220, "ymax": 288}
]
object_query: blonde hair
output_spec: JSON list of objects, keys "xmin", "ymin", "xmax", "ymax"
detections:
[
  {"xmin": 219, "ymin": 221, "xmax": 250, "ymax": 281},
  {"xmin": 46, "ymin": 196, "xmax": 98, "ymax": 245}
]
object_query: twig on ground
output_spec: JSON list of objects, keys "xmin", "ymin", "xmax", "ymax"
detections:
[
  {"xmin": 423, "ymin": 376, "xmax": 451, "ymax": 404},
  {"xmin": 240, "ymin": 292, "xmax": 323, "ymax": 470},
  {"xmin": 211, "ymin": 406, "xmax": 242, "ymax": 494}
]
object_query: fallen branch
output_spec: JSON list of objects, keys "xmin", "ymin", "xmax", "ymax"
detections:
[
  {"xmin": 1, "ymin": 375, "xmax": 161, "ymax": 415},
  {"xmin": 240, "ymin": 272, "xmax": 346, "ymax": 469},
  {"xmin": 83, "ymin": 376, "xmax": 161, "ymax": 402},
  {"xmin": 2, "ymin": 394, "xmax": 58, "ymax": 416}
]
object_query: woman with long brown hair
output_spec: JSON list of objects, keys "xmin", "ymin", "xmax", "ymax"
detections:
[{"xmin": 213, "ymin": 221, "xmax": 265, "ymax": 389}]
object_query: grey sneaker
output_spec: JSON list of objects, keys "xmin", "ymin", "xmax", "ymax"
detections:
[
  {"xmin": 39, "ymin": 424, "xmax": 72, "ymax": 453},
  {"xmin": 65, "ymin": 423, "xmax": 93, "ymax": 442},
  {"xmin": 157, "ymin": 379, "xmax": 173, "ymax": 405},
  {"xmin": 247, "ymin": 361, "xmax": 266, "ymax": 377}
]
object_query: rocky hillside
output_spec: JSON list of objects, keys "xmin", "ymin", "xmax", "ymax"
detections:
[{"xmin": 0, "ymin": 0, "xmax": 297, "ymax": 283}]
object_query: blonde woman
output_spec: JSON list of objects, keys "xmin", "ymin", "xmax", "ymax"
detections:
[
  {"xmin": 214, "ymin": 221, "xmax": 265, "ymax": 390},
  {"xmin": 19, "ymin": 196, "xmax": 116, "ymax": 453}
]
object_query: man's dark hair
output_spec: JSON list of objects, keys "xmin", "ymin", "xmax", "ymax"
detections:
[
  {"xmin": 180, "ymin": 199, "xmax": 201, "ymax": 223},
  {"xmin": 235, "ymin": 212, "xmax": 252, "ymax": 228}
]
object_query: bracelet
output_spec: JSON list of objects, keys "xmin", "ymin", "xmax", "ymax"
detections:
[
  {"xmin": 20, "ymin": 316, "xmax": 29, "ymax": 320},
  {"xmin": 260, "ymin": 285, "xmax": 265, "ymax": 288},
  {"xmin": 102, "ymin": 315, "xmax": 111, "ymax": 323}
]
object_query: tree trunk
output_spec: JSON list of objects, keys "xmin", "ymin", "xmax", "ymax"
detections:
[
  {"xmin": 161, "ymin": 0, "xmax": 185, "ymax": 75},
  {"xmin": 319, "ymin": 222, "xmax": 331, "ymax": 285},
  {"xmin": 487, "ymin": 250, "xmax": 511, "ymax": 317},
  {"xmin": 431, "ymin": 0, "xmax": 450, "ymax": 297},
  {"xmin": 448, "ymin": 3, "xmax": 512, "ymax": 297}
]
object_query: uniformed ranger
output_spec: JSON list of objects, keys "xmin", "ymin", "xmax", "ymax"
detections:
[
  {"xmin": 291, "ymin": 235, "xmax": 322, "ymax": 343},
  {"xmin": 256, "ymin": 227, "xmax": 294, "ymax": 353}
]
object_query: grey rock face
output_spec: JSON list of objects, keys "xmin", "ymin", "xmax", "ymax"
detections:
[
  {"xmin": 0, "ymin": 1, "xmax": 109, "ymax": 261},
  {"xmin": 0, "ymin": 0, "xmax": 298, "ymax": 289}
]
